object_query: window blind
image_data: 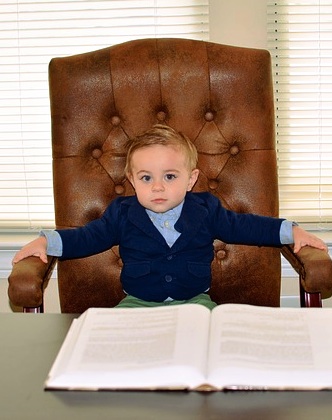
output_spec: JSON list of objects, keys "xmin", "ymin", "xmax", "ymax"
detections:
[
  {"xmin": 267, "ymin": 0, "xmax": 332, "ymax": 229},
  {"xmin": 0, "ymin": 0, "xmax": 209, "ymax": 230}
]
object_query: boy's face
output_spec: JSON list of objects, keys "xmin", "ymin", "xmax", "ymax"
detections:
[{"xmin": 128, "ymin": 144, "xmax": 199, "ymax": 213}]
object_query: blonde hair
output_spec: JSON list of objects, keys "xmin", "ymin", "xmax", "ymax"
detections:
[{"xmin": 125, "ymin": 125, "xmax": 198, "ymax": 176}]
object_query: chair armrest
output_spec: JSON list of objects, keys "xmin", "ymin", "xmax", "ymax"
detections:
[
  {"xmin": 281, "ymin": 245, "xmax": 332, "ymax": 299},
  {"xmin": 8, "ymin": 256, "xmax": 57, "ymax": 308}
]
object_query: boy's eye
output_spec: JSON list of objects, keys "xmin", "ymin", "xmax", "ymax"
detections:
[
  {"xmin": 141, "ymin": 175, "xmax": 151, "ymax": 182},
  {"xmin": 165, "ymin": 174, "xmax": 176, "ymax": 181}
]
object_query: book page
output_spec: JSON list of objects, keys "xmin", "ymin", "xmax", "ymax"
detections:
[
  {"xmin": 207, "ymin": 304, "xmax": 332, "ymax": 390},
  {"xmin": 45, "ymin": 304, "xmax": 211, "ymax": 390}
]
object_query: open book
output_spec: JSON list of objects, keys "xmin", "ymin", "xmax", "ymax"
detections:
[{"xmin": 45, "ymin": 303, "xmax": 332, "ymax": 391}]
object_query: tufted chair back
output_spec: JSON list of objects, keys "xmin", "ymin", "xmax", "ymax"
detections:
[{"xmin": 49, "ymin": 38, "xmax": 280, "ymax": 313}]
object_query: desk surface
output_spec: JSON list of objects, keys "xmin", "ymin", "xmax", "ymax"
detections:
[{"xmin": 1, "ymin": 313, "xmax": 332, "ymax": 420}]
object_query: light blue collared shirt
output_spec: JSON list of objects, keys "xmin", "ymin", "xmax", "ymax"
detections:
[{"xmin": 145, "ymin": 202, "xmax": 184, "ymax": 247}]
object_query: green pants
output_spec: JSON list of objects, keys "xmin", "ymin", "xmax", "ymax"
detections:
[{"xmin": 116, "ymin": 293, "xmax": 217, "ymax": 310}]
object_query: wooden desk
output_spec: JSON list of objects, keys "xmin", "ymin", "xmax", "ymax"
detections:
[{"xmin": 1, "ymin": 313, "xmax": 332, "ymax": 420}]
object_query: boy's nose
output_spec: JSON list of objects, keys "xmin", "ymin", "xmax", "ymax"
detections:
[{"xmin": 152, "ymin": 181, "xmax": 165, "ymax": 191}]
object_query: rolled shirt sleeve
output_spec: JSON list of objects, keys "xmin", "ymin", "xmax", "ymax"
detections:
[
  {"xmin": 40, "ymin": 230, "xmax": 63, "ymax": 257},
  {"xmin": 279, "ymin": 220, "xmax": 297, "ymax": 244}
]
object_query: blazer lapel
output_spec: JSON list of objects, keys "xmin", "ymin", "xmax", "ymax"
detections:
[
  {"xmin": 172, "ymin": 193, "xmax": 208, "ymax": 251},
  {"xmin": 127, "ymin": 198, "xmax": 168, "ymax": 246}
]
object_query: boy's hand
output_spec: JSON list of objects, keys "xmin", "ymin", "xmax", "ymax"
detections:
[
  {"xmin": 12, "ymin": 236, "xmax": 48, "ymax": 265},
  {"xmin": 292, "ymin": 225, "xmax": 328, "ymax": 254}
]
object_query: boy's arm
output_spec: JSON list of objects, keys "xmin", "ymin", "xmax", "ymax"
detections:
[{"xmin": 292, "ymin": 225, "xmax": 328, "ymax": 254}]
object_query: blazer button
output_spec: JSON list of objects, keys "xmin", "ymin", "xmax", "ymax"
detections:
[{"xmin": 165, "ymin": 275, "xmax": 173, "ymax": 282}]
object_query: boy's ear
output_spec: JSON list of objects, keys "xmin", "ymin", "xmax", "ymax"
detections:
[
  {"xmin": 187, "ymin": 168, "xmax": 199, "ymax": 191},
  {"xmin": 126, "ymin": 173, "xmax": 135, "ymax": 189}
]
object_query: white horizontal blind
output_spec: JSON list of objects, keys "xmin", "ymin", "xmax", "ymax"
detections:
[
  {"xmin": 267, "ymin": 0, "xmax": 332, "ymax": 229},
  {"xmin": 0, "ymin": 0, "xmax": 209, "ymax": 230}
]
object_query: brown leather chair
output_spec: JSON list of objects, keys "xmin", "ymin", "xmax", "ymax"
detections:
[{"xmin": 8, "ymin": 38, "xmax": 332, "ymax": 313}]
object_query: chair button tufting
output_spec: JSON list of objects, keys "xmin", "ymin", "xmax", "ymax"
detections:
[
  {"xmin": 157, "ymin": 111, "xmax": 166, "ymax": 122},
  {"xmin": 111, "ymin": 116, "xmax": 121, "ymax": 126},
  {"xmin": 230, "ymin": 145, "xmax": 239, "ymax": 155},
  {"xmin": 92, "ymin": 148, "xmax": 102, "ymax": 159},
  {"xmin": 216, "ymin": 250, "xmax": 226, "ymax": 260},
  {"xmin": 204, "ymin": 111, "xmax": 214, "ymax": 121},
  {"xmin": 208, "ymin": 179, "xmax": 219, "ymax": 190},
  {"xmin": 115, "ymin": 185, "xmax": 125, "ymax": 195}
]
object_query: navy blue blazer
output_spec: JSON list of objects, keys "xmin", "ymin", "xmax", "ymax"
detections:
[{"xmin": 57, "ymin": 192, "xmax": 284, "ymax": 302}]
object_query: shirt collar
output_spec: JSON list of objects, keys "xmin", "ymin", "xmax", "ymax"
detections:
[{"xmin": 145, "ymin": 201, "xmax": 184, "ymax": 222}]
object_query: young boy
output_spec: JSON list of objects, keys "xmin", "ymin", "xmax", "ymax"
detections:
[{"xmin": 12, "ymin": 125, "xmax": 328, "ymax": 309}]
